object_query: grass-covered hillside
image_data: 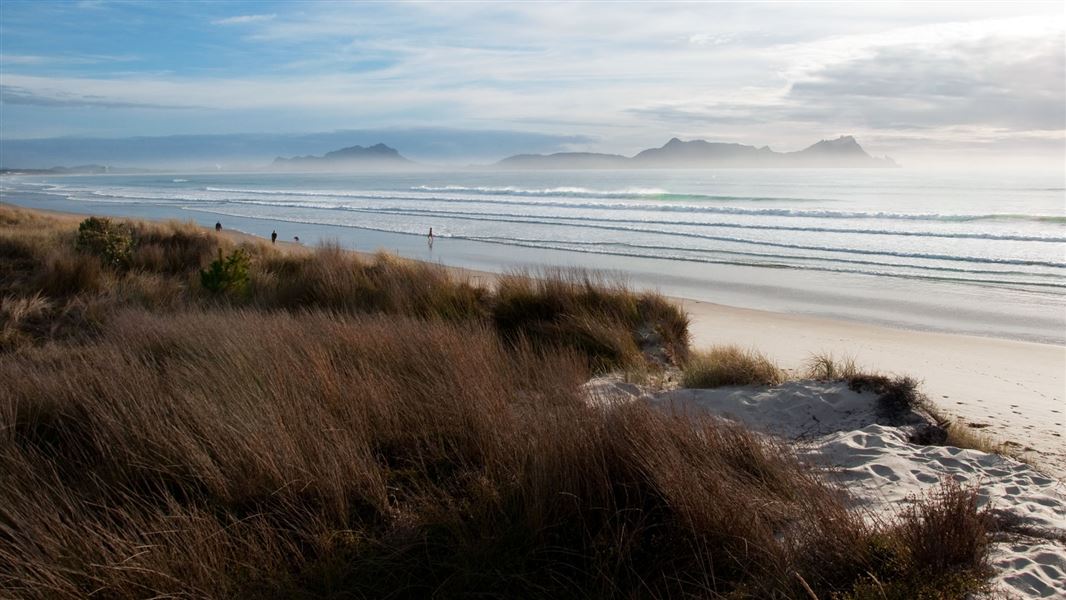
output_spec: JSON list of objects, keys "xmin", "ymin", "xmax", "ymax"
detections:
[{"xmin": 0, "ymin": 207, "xmax": 992, "ymax": 599}]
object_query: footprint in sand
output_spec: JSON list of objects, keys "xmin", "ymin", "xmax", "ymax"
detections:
[
  {"xmin": 869, "ymin": 464, "xmax": 899, "ymax": 481},
  {"xmin": 915, "ymin": 472, "xmax": 939, "ymax": 484}
]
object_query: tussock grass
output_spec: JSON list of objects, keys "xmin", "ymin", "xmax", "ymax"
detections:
[
  {"xmin": 494, "ymin": 269, "xmax": 689, "ymax": 371},
  {"xmin": 256, "ymin": 244, "xmax": 489, "ymax": 321},
  {"xmin": 841, "ymin": 482, "xmax": 992, "ymax": 600},
  {"xmin": 0, "ymin": 206, "xmax": 994, "ymax": 598},
  {"xmin": 805, "ymin": 351, "xmax": 860, "ymax": 380},
  {"xmin": 0, "ymin": 208, "xmax": 687, "ymax": 371},
  {"xmin": 0, "ymin": 310, "xmax": 991, "ymax": 598},
  {"xmin": 921, "ymin": 404, "xmax": 1020, "ymax": 458},
  {"xmin": 682, "ymin": 345, "xmax": 783, "ymax": 388},
  {"xmin": 808, "ymin": 354, "xmax": 1017, "ymax": 457},
  {"xmin": 941, "ymin": 422, "xmax": 1013, "ymax": 456},
  {"xmin": 806, "ymin": 353, "xmax": 926, "ymax": 417}
]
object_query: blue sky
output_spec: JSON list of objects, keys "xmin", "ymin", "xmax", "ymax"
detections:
[{"xmin": 1, "ymin": 1, "xmax": 1063, "ymax": 165}]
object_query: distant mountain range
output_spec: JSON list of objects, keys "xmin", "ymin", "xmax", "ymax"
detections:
[
  {"xmin": 1, "ymin": 136, "xmax": 897, "ymax": 173},
  {"xmin": 496, "ymin": 136, "xmax": 897, "ymax": 169},
  {"xmin": 271, "ymin": 143, "xmax": 414, "ymax": 170}
]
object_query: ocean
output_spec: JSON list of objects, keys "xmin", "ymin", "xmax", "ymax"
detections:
[{"xmin": 3, "ymin": 168, "xmax": 1064, "ymax": 344}]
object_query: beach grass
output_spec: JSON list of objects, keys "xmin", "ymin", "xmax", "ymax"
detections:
[
  {"xmin": 681, "ymin": 345, "xmax": 784, "ymax": 388},
  {"xmin": 0, "ymin": 207, "xmax": 684, "ymax": 372},
  {"xmin": 0, "ymin": 206, "xmax": 994, "ymax": 598}
]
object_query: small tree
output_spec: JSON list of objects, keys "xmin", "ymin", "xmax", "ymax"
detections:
[
  {"xmin": 75, "ymin": 217, "xmax": 132, "ymax": 269},
  {"xmin": 200, "ymin": 248, "xmax": 251, "ymax": 296}
]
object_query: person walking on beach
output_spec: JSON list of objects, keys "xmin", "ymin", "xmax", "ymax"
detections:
[
  {"xmin": 215, "ymin": 221, "xmax": 222, "ymax": 232},
  {"xmin": 271, "ymin": 230, "xmax": 277, "ymax": 244},
  {"xmin": 427, "ymin": 227, "xmax": 434, "ymax": 248}
]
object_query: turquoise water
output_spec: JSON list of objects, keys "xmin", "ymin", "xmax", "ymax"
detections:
[{"xmin": 3, "ymin": 168, "xmax": 1064, "ymax": 343}]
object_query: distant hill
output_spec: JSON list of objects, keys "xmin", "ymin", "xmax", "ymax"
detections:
[
  {"xmin": 271, "ymin": 143, "xmax": 415, "ymax": 170},
  {"xmin": 496, "ymin": 136, "xmax": 897, "ymax": 169}
]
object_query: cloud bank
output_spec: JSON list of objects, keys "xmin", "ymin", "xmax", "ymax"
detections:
[{"xmin": 0, "ymin": 2, "xmax": 1062, "ymax": 166}]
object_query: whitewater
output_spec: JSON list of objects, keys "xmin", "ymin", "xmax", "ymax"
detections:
[{"xmin": 3, "ymin": 168, "xmax": 1064, "ymax": 343}]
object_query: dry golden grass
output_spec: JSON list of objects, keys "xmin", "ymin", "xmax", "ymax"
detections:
[
  {"xmin": 805, "ymin": 351, "xmax": 861, "ymax": 380},
  {"xmin": 0, "ymin": 309, "xmax": 992, "ymax": 599},
  {"xmin": 0, "ymin": 207, "xmax": 685, "ymax": 372},
  {"xmin": 682, "ymin": 345, "xmax": 784, "ymax": 388},
  {"xmin": 0, "ymin": 206, "xmax": 994, "ymax": 598}
]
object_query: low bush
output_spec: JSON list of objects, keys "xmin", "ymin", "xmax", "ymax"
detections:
[
  {"xmin": 682, "ymin": 345, "xmax": 783, "ymax": 388},
  {"xmin": 847, "ymin": 373, "xmax": 925, "ymax": 416},
  {"xmin": 75, "ymin": 216, "xmax": 133, "ymax": 269},
  {"xmin": 803, "ymin": 353, "xmax": 925, "ymax": 418},
  {"xmin": 200, "ymin": 248, "xmax": 251, "ymax": 296}
]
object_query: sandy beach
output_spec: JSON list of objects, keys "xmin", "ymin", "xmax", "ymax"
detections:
[{"xmin": 680, "ymin": 299, "xmax": 1066, "ymax": 478}]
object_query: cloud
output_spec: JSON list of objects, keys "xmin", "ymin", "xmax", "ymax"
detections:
[
  {"xmin": 624, "ymin": 14, "xmax": 1065, "ymax": 153},
  {"xmin": 1, "ymin": 55, "xmax": 49, "ymax": 65},
  {"xmin": 0, "ymin": 85, "xmax": 196, "ymax": 109},
  {"xmin": 782, "ymin": 18, "xmax": 1065, "ymax": 131},
  {"xmin": 212, "ymin": 14, "xmax": 277, "ymax": 26},
  {"xmin": 1, "ymin": 54, "xmax": 138, "ymax": 66},
  {"xmin": 2, "ymin": 2, "xmax": 1062, "ymax": 163}
]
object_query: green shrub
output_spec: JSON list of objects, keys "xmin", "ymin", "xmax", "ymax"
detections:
[
  {"xmin": 200, "ymin": 248, "xmax": 251, "ymax": 296},
  {"xmin": 75, "ymin": 217, "xmax": 132, "ymax": 269}
]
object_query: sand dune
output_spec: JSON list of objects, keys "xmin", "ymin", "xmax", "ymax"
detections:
[
  {"xmin": 680, "ymin": 299, "xmax": 1066, "ymax": 480},
  {"xmin": 628, "ymin": 380, "xmax": 1066, "ymax": 599}
]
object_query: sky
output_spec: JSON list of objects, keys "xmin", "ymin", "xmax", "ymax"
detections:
[{"xmin": 1, "ymin": 1, "xmax": 1064, "ymax": 167}]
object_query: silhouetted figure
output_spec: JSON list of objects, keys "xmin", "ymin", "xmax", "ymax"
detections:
[
  {"xmin": 427, "ymin": 227, "xmax": 434, "ymax": 248},
  {"xmin": 215, "ymin": 221, "xmax": 222, "ymax": 232},
  {"xmin": 294, "ymin": 236, "xmax": 300, "ymax": 243},
  {"xmin": 271, "ymin": 230, "xmax": 277, "ymax": 244}
]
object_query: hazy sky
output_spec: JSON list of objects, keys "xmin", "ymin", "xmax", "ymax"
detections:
[{"xmin": 1, "ymin": 1, "xmax": 1063, "ymax": 165}]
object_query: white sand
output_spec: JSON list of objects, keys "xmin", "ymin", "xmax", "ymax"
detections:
[
  {"xmin": 638, "ymin": 380, "xmax": 1066, "ymax": 599},
  {"xmin": 679, "ymin": 299, "xmax": 1066, "ymax": 480}
]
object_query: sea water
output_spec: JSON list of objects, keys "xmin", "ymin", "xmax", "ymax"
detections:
[{"xmin": 3, "ymin": 168, "xmax": 1064, "ymax": 344}]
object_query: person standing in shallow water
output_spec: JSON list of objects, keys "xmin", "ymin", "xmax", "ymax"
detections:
[
  {"xmin": 427, "ymin": 227, "xmax": 434, "ymax": 248},
  {"xmin": 215, "ymin": 221, "xmax": 222, "ymax": 232},
  {"xmin": 271, "ymin": 230, "xmax": 277, "ymax": 245}
]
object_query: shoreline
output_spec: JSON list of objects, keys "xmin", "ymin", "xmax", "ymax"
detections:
[
  {"xmin": 7, "ymin": 203, "xmax": 1065, "ymax": 476},
  {"xmin": 5, "ymin": 183, "xmax": 1062, "ymax": 347}
]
